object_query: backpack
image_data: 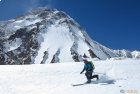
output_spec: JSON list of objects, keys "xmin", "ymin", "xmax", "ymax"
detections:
[{"xmin": 89, "ymin": 61, "xmax": 95, "ymax": 70}]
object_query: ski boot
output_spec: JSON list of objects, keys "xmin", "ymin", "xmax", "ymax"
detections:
[
  {"xmin": 96, "ymin": 75, "xmax": 99, "ymax": 80},
  {"xmin": 86, "ymin": 79, "xmax": 91, "ymax": 83}
]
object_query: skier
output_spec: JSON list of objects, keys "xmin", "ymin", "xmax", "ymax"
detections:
[{"xmin": 80, "ymin": 59, "xmax": 99, "ymax": 83}]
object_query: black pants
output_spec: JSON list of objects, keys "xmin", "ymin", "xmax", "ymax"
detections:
[{"xmin": 85, "ymin": 71, "xmax": 98, "ymax": 81}]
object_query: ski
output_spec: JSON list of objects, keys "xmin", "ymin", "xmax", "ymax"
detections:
[
  {"xmin": 72, "ymin": 83, "xmax": 86, "ymax": 87},
  {"xmin": 72, "ymin": 82, "xmax": 91, "ymax": 87}
]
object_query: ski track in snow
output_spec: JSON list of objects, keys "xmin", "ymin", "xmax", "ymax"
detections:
[{"xmin": 0, "ymin": 59, "xmax": 140, "ymax": 94}]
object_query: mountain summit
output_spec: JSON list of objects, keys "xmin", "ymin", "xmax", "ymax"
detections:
[{"xmin": 0, "ymin": 7, "xmax": 139, "ymax": 64}]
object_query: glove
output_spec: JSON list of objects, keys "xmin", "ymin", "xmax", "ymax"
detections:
[{"xmin": 80, "ymin": 72, "xmax": 83, "ymax": 74}]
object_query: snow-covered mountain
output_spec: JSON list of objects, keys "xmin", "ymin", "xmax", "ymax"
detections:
[
  {"xmin": 0, "ymin": 7, "xmax": 139, "ymax": 64},
  {"xmin": 114, "ymin": 50, "xmax": 140, "ymax": 59}
]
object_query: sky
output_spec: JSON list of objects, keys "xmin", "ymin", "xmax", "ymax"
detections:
[{"xmin": 0, "ymin": 0, "xmax": 140, "ymax": 51}]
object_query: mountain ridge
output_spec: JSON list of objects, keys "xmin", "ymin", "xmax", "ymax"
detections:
[{"xmin": 0, "ymin": 7, "xmax": 139, "ymax": 64}]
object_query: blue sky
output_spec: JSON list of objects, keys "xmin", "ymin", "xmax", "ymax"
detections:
[{"xmin": 0, "ymin": 0, "xmax": 140, "ymax": 51}]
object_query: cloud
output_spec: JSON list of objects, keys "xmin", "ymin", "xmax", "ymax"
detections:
[
  {"xmin": 30, "ymin": 0, "xmax": 56, "ymax": 8},
  {"xmin": 22, "ymin": 0, "xmax": 56, "ymax": 13},
  {"xmin": 22, "ymin": 0, "xmax": 41, "ymax": 12}
]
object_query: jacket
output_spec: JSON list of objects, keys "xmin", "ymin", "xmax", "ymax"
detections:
[{"xmin": 80, "ymin": 62, "xmax": 94, "ymax": 73}]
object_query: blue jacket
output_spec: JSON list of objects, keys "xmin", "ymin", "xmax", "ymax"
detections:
[{"xmin": 81, "ymin": 62, "xmax": 94, "ymax": 73}]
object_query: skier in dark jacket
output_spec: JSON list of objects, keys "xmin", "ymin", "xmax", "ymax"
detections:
[{"xmin": 80, "ymin": 59, "xmax": 99, "ymax": 83}]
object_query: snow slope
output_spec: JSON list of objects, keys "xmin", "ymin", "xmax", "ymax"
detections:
[{"xmin": 0, "ymin": 59, "xmax": 140, "ymax": 94}]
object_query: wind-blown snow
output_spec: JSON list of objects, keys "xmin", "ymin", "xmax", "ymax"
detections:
[{"xmin": 0, "ymin": 59, "xmax": 140, "ymax": 94}]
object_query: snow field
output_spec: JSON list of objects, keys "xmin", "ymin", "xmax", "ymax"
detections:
[{"xmin": 0, "ymin": 59, "xmax": 140, "ymax": 94}]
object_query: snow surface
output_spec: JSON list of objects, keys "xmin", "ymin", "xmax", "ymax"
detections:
[
  {"xmin": 0, "ymin": 59, "xmax": 140, "ymax": 94},
  {"xmin": 132, "ymin": 51, "xmax": 140, "ymax": 58},
  {"xmin": 34, "ymin": 23, "xmax": 74, "ymax": 64}
]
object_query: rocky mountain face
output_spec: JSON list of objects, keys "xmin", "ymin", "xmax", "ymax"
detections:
[{"xmin": 0, "ymin": 7, "xmax": 139, "ymax": 65}]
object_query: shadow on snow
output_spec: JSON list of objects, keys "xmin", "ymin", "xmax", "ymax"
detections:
[{"xmin": 91, "ymin": 74, "xmax": 116, "ymax": 85}]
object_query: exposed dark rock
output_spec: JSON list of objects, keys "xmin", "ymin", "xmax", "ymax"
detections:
[
  {"xmin": 0, "ymin": 54, "xmax": 5, "ymax": 65},
  {"xmin": 99, "ymin": 47, "xmax": 111, "ymax": 58},
  {"xmin": 83, "ymin": 53, "xmax": 88, "ymax": 58},
  {"xmin": 70, "ymin": 42, "xmax": 80, "ymax": 62},
  {"xmin": 51, "ymin": 49, "xmax": 60, "ymax": 63},
  {"xmin": 71, "ymin": 50, "xmax": 80, "ymax": 62},
  {"xmin": 8, "ymin": 28, "xmax": 26, "ymax": 40},
  {"xmin": 85, "ymin": 39, "xmax": 92, "ymax": 47},
  {"xmin": 88, "ymin": 49, "xmax": 98, "ymax": 59},
  {"xmin": 41, "ymin": 51, "xmax": 49, "ymax": 64}
]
